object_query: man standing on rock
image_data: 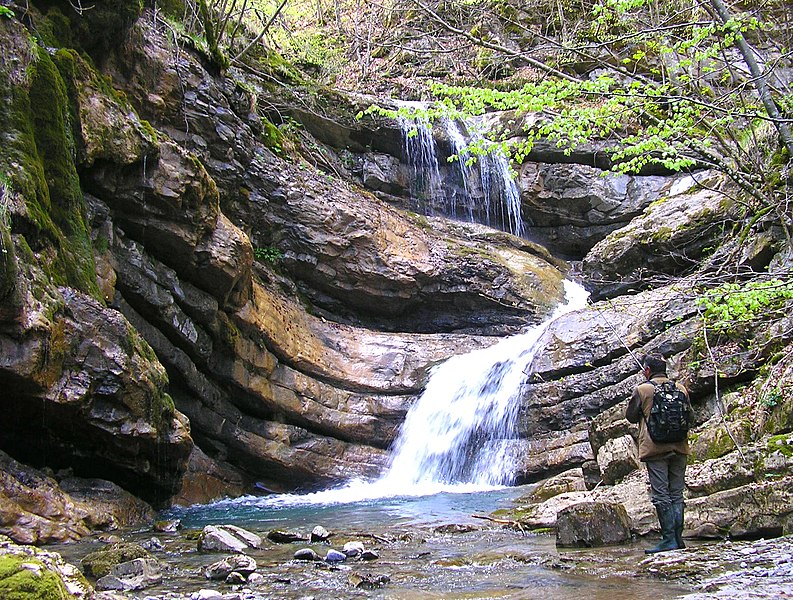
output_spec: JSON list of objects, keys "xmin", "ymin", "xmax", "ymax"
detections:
[{"xmin": 626, "ymin": 353, "xmax": 691, "ymax": 554}]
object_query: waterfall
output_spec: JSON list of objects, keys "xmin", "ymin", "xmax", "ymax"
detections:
[
  {"xmin": 215, "ymin": 280, "xmax": 588, "ymax": 508},
  {"xmin": 379, "ymin": 279, "xmax": 588, "ymax": 490},
  {"xmin": 445, "ymin": 120, "xmax": 524, "ymax": 238},
  {"xmin": 400, "ymin": 117, "xmax": 443, "ymax": 204},
  {"xmin": 399, "ymin": 115, "xmax": 525, "ymax": 237}
]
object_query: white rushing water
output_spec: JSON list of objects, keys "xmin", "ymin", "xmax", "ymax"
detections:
[
  {"xmin": 399, "ymin": 114, "xmax": 525, "ymax": 237},
  {"xmin": 228, "ymin": 280, "xmax": 589, "ymax": 509},
  {"xmin": 445, "ymin": 120, "xmax": 524, "ymax": 237}
]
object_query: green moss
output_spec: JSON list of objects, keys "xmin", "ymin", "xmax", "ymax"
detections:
[
  {"xmin": 260, "ymin": 118, "xmax": 284, "ymax": 154},
  {"xmin": 56, "ymin": 0, "xmax": 144, "ymax": 56},
  {"xmin": 767, "ymin": 434, "xmax": 793, "ymax": 457},
  {"xmin": 28, "ymin": 46, "xmax": 100, "ymax": 298},
  {"xmin": 80, "ymin": 543, "xmax": 150, "ymax": 579},
  {"xmin": 0, "ymin": 554, "xmax": 69, "ymax": 600},
  {"xmin": 37, "ymin": 7, "xmax": 74, "ymax": 48}
]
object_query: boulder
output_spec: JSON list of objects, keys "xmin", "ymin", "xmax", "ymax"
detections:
[
  {"xmin": 349, "ymin": 572, "xmax": 390, "ymax": 589},
  {"xmin": 311, "ymin": 526, "xmax": 332, "ymax": 543},
  {"xmin": 198, "ymin": 525, "xmax": 261, "ymax": 553},
  {"xmin": 204, "ymin": 555, "xmax": 257, "ymax": 580},
  {"xmin": 582, "ymin": 171, "xmax": 739, "ymax": 300},
  {"xmin": 596, "ymin": 435, "xmax": 640, "ymax": 485},
  {"xmin": 81, "ymin": 543, "xmax": 151, "ymax": 579},
  {"xmin": 268, "ymin": 530, "xmax": 308, "ymax": 544},
  {"xmin": 342, "ymin": 541, "xmax": 365, "ymax": 557},
  {"xmin": 555, "ymin": 502, "xmax": 633, "ymax": 547},
  {"xmin": 325, "ymin": 549, "xmax": 347, "ymax": 562},
  {"xmin": 95, "ymin": 558, "xmax": 162, "ymax": 591}
]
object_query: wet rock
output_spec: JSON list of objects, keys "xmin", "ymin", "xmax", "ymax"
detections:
[
  {"xmin": 342, "ymin": 541, "xmax": 365, "ymax": 557},
  {"xmin": 204, "ymin": 555, "xmax": 257, "ymax": 580},
  {"xmin": 511, "ymin": 430, "xmax": 594, "ymax": 484},
  {"xmin": 268, "ymin": 530, "xmax": 308, "ymax": 543},
  {"xmin": 310, "ymin": 526, "xmax": 331, "ymax": 542},
  {"xmin": 0, "ymin": 451, "xmax": 91, "ymax": 544},
  {"xmin": 191, "ymin": 590, "xmax": 223, "ymax": 600},
  {"xmin": 325, "ymin": 549, "xmax": 347, "ymax": 562},
  {"xmin": 596, "ymin": 435, "xmax": 640, "ymax": 485},
  {"xmin": 154, "ymin": 519, "xmax": 181, "ymax": 533},
  {"xmin": 556, "ymin": 502, "xmax": 633, "ymax": 547},
  {"xmin": 530, "ymin": 469, "xmax": 587, "ymax": 501},
  {"xmin": 170, "ymin": 447, "xmax": 249, "ymax": 507},
  {"xmin": 139, "ymin": 537, "xmax": 164, "ymax": 552},
  {"xmin": 198, "ymin": 525, "xmax": 261, "ymax": 553},
  {"xmin": 294, "ymin": 548, "xmax": 321, "ymax": 561},
  {"xmin": 95, "ymin": 557, "xmax": 162, "ymax": 591},
  {"xmin": 224, "ymin": 571, "xmax": 247, "ymax": 585},
  {"xmin": 59, "ymin": 478, "xmax": 155, "ymax": 532},
  {"xmin": 349, "ymin": 571, "xmax": 390, "ymax": 589},
  {"xmin": 434, "ymin": 524, "xmax": 478, "ymax": 534},
  {"xmin": 82, "ymin": 543, "xmax": 151, "ymax": 579},
  {"xmin": 361, "ymin": 549, "xmax": 380, "ymax": 561}
]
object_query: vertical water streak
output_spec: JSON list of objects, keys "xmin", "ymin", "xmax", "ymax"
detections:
[
  {"xmin": 404, "ymin": 117, "xmax": 525, "ymax": 238},
  {"xmin": 400, "ymin": 117, "xmax": 443, "ymax": 207},
  {"xmin": 381, "ymin": 280, "xmax": 589, "ymax": 488}
]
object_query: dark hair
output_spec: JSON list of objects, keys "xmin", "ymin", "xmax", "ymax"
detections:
[{"xmin": 641, "ymin": 353, "xmax": 667, "ymax": 374}]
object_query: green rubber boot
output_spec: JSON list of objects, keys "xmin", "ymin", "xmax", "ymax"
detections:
[
  {"xmin": 672, "ymin": 501, "xmax": 686, "ymax": 549},
  {"xmin": 645, "ymin": 504, "xmax": 678, "ymax": 554}
]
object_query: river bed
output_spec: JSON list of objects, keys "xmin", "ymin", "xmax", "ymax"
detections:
[{"xmin": 52, "ymin": 485, "xmax": 696, "ymax": 599}]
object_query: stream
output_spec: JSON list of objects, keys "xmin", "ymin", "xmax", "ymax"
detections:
[{"xmin": 54, "ymin": 485, "xmax": 694, "ymax": 599}]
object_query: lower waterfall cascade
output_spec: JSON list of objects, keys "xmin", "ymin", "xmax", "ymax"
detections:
[{"xmin": 239, "ymin": 279, "xmax": 589, "ymax": 508}]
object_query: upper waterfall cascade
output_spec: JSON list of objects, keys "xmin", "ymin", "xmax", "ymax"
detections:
[{"xmin": 399, "ymin": 115, "xmax": 525, "ymax": 237}]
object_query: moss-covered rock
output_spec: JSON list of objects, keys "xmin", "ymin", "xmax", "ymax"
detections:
[
  {"xmin": 0, "ymin": 535, "xmax": 91, "ymax": 598},
  {"xmin": 0, "ymin": 554, "xmax": 69, "ymax": 599},
  {"xmin": 80, "ymin": 543, "xmax": 150, "ymax": 579},
  {"xmin": 41, "ymin": 0, "xmax": 144, "ymax": 57}
]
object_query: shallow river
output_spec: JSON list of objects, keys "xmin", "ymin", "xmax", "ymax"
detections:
[{"xmin": 55, "ymin": 485, "xmax": 694, "ymax": 600}]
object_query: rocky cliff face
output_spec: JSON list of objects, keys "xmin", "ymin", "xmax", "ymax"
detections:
[
  {"xmin": 0, "ymin": 2, "xmax": 790, "ymax": 546},
  {"xmin": 0, "ymin": 4, "xmax": 569, "ymax": 542}
]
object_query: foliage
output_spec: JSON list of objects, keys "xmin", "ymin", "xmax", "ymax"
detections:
[
  {"xmin": 696, "ymin": 279, "xmax": 793, "ymax": 333},
  {"xmin": 0, "ymin": 6, "xmax": 15, "ymax": 19},
  {"xmin": 254, "ymin": 245, "xmax": 283, "ymax": 263},
  {"xmin": 361, "ymin": 0, "xmax": 792, "ymax": 229}
]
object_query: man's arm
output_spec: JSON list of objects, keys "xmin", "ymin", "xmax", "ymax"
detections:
[{"xmin": 626, "ymin": 387, "xmax": 642, "ymax": 424}]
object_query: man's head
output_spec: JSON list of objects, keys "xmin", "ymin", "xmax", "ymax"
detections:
[{"xmin": 640, "ymin": 353, "xmax": 667, "ymax": 379}]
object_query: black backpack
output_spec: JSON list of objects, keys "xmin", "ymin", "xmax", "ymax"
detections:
[{"xmin": 646, "ymin": 380, "xmax": 691, "ymax": 443}]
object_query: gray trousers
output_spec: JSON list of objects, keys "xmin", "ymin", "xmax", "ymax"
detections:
[{"xmin": 645, "ymin": 452, "xmax": 687, "ymax": 508}]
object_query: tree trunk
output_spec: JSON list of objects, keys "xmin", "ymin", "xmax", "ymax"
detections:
[{"xmin": 709, "ymin": 0, "xmax": 793, "ymax": 157}]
